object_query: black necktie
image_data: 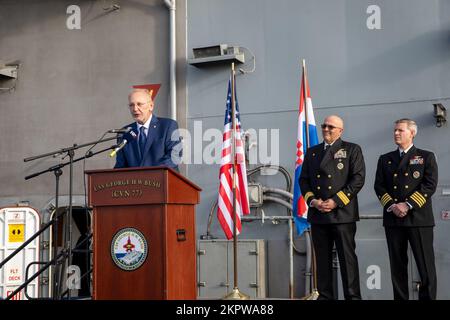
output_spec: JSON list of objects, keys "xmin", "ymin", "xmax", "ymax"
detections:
[
  {"xmin": 400, "ymin": 151, "xmax": 405, "ymax": 159},
  {"xmin": 325, "ymin": 144, "xmax": 331, "ymax": 151},
  {"xmin": 139, "ymin": 126, "xmax": 147, "ymax": 157}
]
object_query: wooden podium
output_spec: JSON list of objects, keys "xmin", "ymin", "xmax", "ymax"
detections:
[{"xmin": 86, "ymin": 166, "xmax": 201, "ymax": 300}]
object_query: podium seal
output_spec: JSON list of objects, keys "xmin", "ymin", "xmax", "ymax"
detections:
[{"xmin": 111, "ymin": 227, "xmax": 148, "ymax": 271}]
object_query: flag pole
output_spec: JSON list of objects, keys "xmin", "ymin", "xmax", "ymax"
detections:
[
  {"xmin": 302, "ymin": 59, "xmax": 310, "ymax": 147},
  {"xmin": 223, "ymin": 63, "xmax": 249, "ymax": 300},
  {"xmin": 300, "ymin": 59, "xmax": 319, "ymax": 300}
]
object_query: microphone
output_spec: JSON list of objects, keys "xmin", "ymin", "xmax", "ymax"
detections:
[
  {"xmin": 109, "ymin": 139, "xmax": 128, "ymax": 157},
  {"xmin": 108, "ymin": 127, "xmax": 132, "ymax": 134}
]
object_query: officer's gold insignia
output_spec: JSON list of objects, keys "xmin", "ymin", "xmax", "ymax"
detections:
[
  {"xmin": 413, "ymin": 171, "xmax": 420, "ymax": 179},
  {"xmin": 337, "ymin": 163, "xmax": 344, "ymax": 170}
]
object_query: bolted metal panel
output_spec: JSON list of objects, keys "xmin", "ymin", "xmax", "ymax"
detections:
[{"xmin": 197, "ymin": 239, "xmax": 266, "ymax": 299}]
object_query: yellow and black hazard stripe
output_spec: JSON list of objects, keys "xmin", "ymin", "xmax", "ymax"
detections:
[
  {"xmin": 337, "ymin": 191, "xmax": 350, "ymax": 205},
  {"xmin": 410, "ymin": 191, "xmax": 426, "ymax": 208},
  {"xmin": 304, "ymin": 192, "xmax": 315, "ymax": 204},
  {"xmin": 380, "ymin": 193, "xmax": 393, "ymax": 207}
]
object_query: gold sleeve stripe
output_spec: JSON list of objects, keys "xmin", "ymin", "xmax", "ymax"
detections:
[
  {"xmin": 412, "ymin": 192, "xmax": 426, "ymax": 206},
  {"xmin": 304, "ymin": 192, "xmax": 315, "ymax": 203},
  {"xmin": 337, "ymin": 191, "xmax": 350, "ymax": 205},
  {"xmin": 410, "ymin": 194, "xmax": 424, "ymax": 207},
  {"xmin": 410, "ymin": 193, "xmax": 425, "ymax": 208},
  {"xmin": 380, "ymin": 194, "xmax": 390, "ymax": 203},
  {"xmin": 380, "ymin": 193, "xmax": 393, "ymax": 207},
  {"xmin": 413, "ymin": 191, "xmax": 427, "ymax": 204}
]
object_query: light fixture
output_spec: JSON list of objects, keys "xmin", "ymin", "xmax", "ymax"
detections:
[
  {"xmin": 248, "ymin": 182, "xmax": 263, "ymax": 207},
  {"xmin": 0, "ymin": 60, "xmax": 20, "ymax": 91},
  {"xmin": 0, "ymin": 60, "xmax": 19, "ymax": 79},
  {"xmin": 188, "ymin": 44, "xmax": 245, "ymax": 67},
  {"xmin": 433, "ymin": 103, "xmax": 447, "ymax": 127}
]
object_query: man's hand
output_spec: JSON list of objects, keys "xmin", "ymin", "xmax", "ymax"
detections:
[
  {"xmin": 310, "ymin": 199, "xmax": 322, "ymax": 210},
  {"xmin": 392, "ymin": 202, "xmax": 409, "ymax": 218},
  {"xmin": 311, "ymin": 199, "xmax": 326, "ymax": 213},
  {"xmin": 311, "ymin": 198, "xmax": 336, "ymax": 213},
  {"xmin": 321, "ymin": 199, "xmax": 337, "ymax": 212}
]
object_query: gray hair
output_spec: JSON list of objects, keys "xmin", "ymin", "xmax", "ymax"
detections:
[
  {"xmin": 128, "ymin": 88, "xmax": 153, "ymax": 101},
  {"xmin": 395, "ymin": 118, "xmax": 418, "ymax": 136}
]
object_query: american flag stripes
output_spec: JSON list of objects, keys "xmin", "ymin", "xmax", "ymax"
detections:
[{"xmin": 217, "ymin": 76, "xmax": 250, "ymax": 240}]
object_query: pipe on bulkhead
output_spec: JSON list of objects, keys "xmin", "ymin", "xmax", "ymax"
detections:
[{"xmin": 164, "ymin": 0, "xmax": 177, "ymax": 120}]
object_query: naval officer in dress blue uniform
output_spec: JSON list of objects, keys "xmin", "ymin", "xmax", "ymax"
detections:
[
  {"xmin": 300, "ymin": 115, "xmax": 366, "ymax": 300},
  {"xmin": 374, "ymin": 118, "xmax": 438, "ymax": 300}
]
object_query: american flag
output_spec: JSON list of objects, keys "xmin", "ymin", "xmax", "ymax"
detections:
[
  {"xmin": 293, "ymin": 62, "xmax": 319, "ymax": 235},
  {"xmin": 217, "ymin": 76, "xmax": 250, "ymax": 240}
]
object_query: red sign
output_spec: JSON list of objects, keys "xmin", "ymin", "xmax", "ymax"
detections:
[{"xmin": 6, "ymin": 290, "xmax": 22, "ymax": 300}]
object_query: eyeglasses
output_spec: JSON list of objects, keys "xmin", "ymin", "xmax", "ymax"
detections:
[
  {"xmin": 128, "ymin": 102, "xmax": 150, "ymax": 108},
  {"xmin": 321, "ymin": 124, "xmax": 341, "ymax": 130}
]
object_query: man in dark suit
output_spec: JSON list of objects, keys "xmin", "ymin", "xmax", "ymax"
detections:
[
  {"xmin": 300, "ymin": 115, "xmax": 365, "ymax": 300},
  {"xmin": 114, "ymin": 88, "xmax": 182, "ymax": 170},
  {"xmin": 374, "ymin": 118, "xmax": 438, "ymax": 300}
]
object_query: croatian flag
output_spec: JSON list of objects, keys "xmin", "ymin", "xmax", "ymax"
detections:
[{"xmin": 293, "ymin": 63, "xmax": 319, "ymax": 235}]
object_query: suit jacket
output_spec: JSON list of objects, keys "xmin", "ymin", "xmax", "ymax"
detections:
[
  {"xmin": 374, "ymin": 146, "xmax": 438, "ymax": 227},
  {"xmin": 114, "ymin": 115, "xmax": 182, "ymax": 170},
  {"xmin": 300, "ymin": 138, "xmax": 366, "ymax": 224}
]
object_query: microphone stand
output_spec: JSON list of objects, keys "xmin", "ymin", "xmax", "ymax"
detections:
[{"xmin": 24, "ymin": 135, "xmax": 120, "ymax": 299}]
